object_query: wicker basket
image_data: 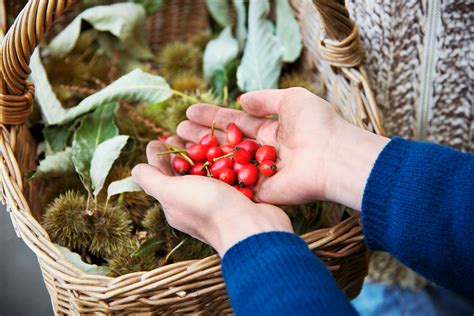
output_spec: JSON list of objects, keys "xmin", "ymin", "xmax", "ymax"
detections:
[{"xmin": 0, "ymin": 0, "xmax": 385, "ymax": 314}]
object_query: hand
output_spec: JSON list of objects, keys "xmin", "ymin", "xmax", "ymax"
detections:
[
  {"xmin": 132, "ymin": 138, "xmax": 293, "ymax": 256},
  {"xmin": 178, "ymin": 88, "xmax": 389, "ymax": 210}
]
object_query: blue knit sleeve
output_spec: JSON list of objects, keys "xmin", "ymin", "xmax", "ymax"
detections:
[
  {"xmin": 362, "ymin": 137, "xmax": 474, "ymax": 298},
  {"xmin": 221, "ymin": 232, "xmax": 357, "ymax": 315}
]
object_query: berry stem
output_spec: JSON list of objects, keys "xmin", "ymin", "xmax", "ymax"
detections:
[
  {"xmin": 213, "ymin": 152, "xmax": 233, "ymax": 162},
  {"xmin": 211, "ymin": 120, "xmax": 216, "ymax": 136},
  {"xmin": 155, "ymin": 149, "xmax": 186, "ymax": 156},
  {"xmin": 166, "ymin": 144, "xmax": 195, "ymax": 166},
  {"xmin": 164, "ymin": 237, "xmax": 188, "ymax": 264}
]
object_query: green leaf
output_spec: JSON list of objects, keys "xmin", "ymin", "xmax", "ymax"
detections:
[
  {"xmin": 276, "ymin": 0, "xmax": 302, "ymax": 62},
  {"xmin": 72, "ymin": 104, "xmax": 119, "ymax": 191},
  {"xmin": 211, "ymin": 66, "xmax": 227, "ymax": 102},
  {"xmin": 132, "ymin": 237, "xmax": 164, "ymax": 257},
  {"xmin": 206, "ymin": 0, "xmax": 232, "ymax": 27},
  {"xmin": 27, "ymin": 148, "xmax": 74, "ymax": 181},
  {"xmin": 131, "ymin": 0, "xmax": 163, "ymax": 15},
  {"xmin": 203, "ymin": 27, "xmax": 239, "ymax": 81},
  {"xmin": 236, "ymin": 0, "xmax": 283, "ymax": 91},
  {"xmin": 107, "ymin": 177, "xmax": 142, "ymax": 198},
  {"xmin": 43, "ymin": 121, "xmax": 78, "ymax": 153},
  {"xmin": 48, "ymin": 3, "xmax": 152, "ymax": 59},
  {"xmin": 91, "ymin": 135, "xmax": 130, "ymax": 197},
  {"xmin": 59, "ymin": 69, "xmax": 172, "ymax": 125},
  {"xmin": 233, "ymin": 0, "xmax": 247, "ymax": 48},
  {"xmin": 54, "ymin": 244, "xmax": 111, "ymax": 276},
  {"xmin": 29, "ymin": 49, "xmax": 67, "ymax": 125}
]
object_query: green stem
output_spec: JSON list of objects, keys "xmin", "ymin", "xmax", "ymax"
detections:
[
  {"xmin": 171, "ymin": 89, "xmax": 201, "ymax": 104},
  {"xmin": 164, "ymin": 238, "xmax": 188, "ymax": 264},
  {"xmin": 213, "ymin": 152, "xmax": 233, "ymax": 162},
  {"xmin": 155, "ymin": 149, "xmax": 186, "ymax": 156}
]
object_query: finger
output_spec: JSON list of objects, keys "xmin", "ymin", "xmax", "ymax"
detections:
[
  {"xmin": 131, "ymin": 163, "xmax": 170, "ymax": 200},
  {"xmin": 176, "ymin": 120, "xmax": 226, "ymax": 144},
  {"xmin": 254, "ymin": 171, "xmax": 291, "ymax": 205},
  {"xmin": 186, "ymin": 104, "xmax": 269, "ymax": 139},
  {"xmin": 145, "ymin": 141, "xmax": 174, "ymax": 176},
  {"xmin": 239, "ymin": 89, "xmax": 288, "ymax": 117}
]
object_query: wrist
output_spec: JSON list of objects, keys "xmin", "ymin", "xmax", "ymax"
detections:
[
  {"xmin": 212, "ymin": 204, "xmax": 293, "ymax": 256},
  {"xmin": 323, "ymin": 120, "xmax": 389, "ymax": 210}
]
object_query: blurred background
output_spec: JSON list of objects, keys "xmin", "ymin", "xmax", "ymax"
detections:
[{"xmin": 0, "ymin": 206, "xmax": 52, "ymax": 315}]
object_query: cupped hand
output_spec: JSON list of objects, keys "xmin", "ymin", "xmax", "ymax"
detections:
[
  {"xmin": 132, "ymin": 138, "xmax": 293, "ymax": 256},
  {"xmin": 177, "ymin": 88, "xmax": 388, "ymax": 210}
]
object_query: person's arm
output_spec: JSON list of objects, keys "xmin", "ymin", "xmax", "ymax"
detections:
[
  {"xmin": 361, "ymin": 137, "xmax": 474, "ymax": 298},
  {"xmin": 222, "ymin": 232, "xmax": 357, "ymax": 316}
]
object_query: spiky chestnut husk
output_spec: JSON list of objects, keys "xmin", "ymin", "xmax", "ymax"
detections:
[
  {"xmin": 166, "ymin": 229, "xmax": 215, "ymax": 263},
  {"xmin": 89, "ymin": 205, "xmax": 133, "ymax": 259},
  {"xmin": 171, "ymin": 72, "xmax": 207, "ymax": 93},
  {"xmin": 189, "ymin": 32, "xmax": 215, "ymax": 51},
  {"xmin": 42, "ymin": 191, "xmax": 93, "ymax": 251},
  {"xmin": 139, "ymin": 97, "xmax": 192, "ymax": 133},
  {"xmin": 157, "ymin": 42, "xmax": 202, "ymax": 80},
  {"xmin": 101, "ymin": 164, "xmax": 155, "ymax": 226},
  {"xmin": 41, "ymin": 172, "xmax": 87, "ymax": 208},
  {"xmin": 142, "ymin": 205, "xmax": 168, "ymax": 241},
  {"xmin": 106, "ymin": 237, "xmax": 159, "ymax": 277},
  {"xmin": 279, "ymin": 73, "xmax": 323, "ymax": 96}
]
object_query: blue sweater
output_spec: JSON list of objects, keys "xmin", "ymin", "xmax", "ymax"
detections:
[{"xmin": 222, "ymin": 138, "xmax": 474, "ymax": 315}]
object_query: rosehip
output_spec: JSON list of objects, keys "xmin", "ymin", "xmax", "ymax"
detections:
[
  {"xmin": 226, "ymin": 123, "xmax": 243, "ymax": 147},
  {"xmin": 210, "ymin": 157, "xmax": 233, "ymax": 178},
  {"xmin": 233, "ymin": 147, "xmax": 251, "ymax": 164},
  {"xmin": 220, "ymin": 144, "xmax": 234, "ymax": 154},
  {"xmin": 238, "ymin": 139, "xmax": 259, "ymax": 158},
  {"xmin": 259, "ymin": 160, "xmax": 277, "ymax": 177},
  {"xmin": 190, "ymin": 162, "xmax": 207, "ymax": 176},
  {"xmin": 206, "ymin": 146, "xmax": 224, "ymax": 162},
  {"xmin": 200, "ymin": 134, "xmax": 219, "ymax": 147},
  {"xmin": 233, "ymin": 161, "xmax": 245, "ymax": 173},
  {"xmin": 255, "ymin": 145, "xmax": 277, "ymax": 163},
  {"xmin": 187, "ymin": 144, "xmax": 208, "ymax": 162},
  {"xmin": 237, "ymin": 187, "xmax": 254, "ymax": 200},
  {"xmin": 238, "ymin": 164, "xmax": 259, "ymax": 187},
  {"xmin": 218, "ymin": 168, "xmax": 236, "ymax": 185},
  {"xmin": 158, "ymin": 134, "xmax": 169, "ymax": 142},
  {"xmin": 173, "ymin": 156, "xmax": 190, "ymax": 175}
]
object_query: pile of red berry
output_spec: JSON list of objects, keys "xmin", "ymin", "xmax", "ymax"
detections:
[{"xmin": 159, "ymin": 123, "xmax": 277, "ymax": 200}]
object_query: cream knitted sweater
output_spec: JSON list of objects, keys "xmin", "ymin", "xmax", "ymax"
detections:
[{"xmin": 347, "ymin": 0, "xmax": 473, "ymax": 289}]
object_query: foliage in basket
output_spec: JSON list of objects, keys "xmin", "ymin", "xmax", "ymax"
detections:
[{"xmin": 27, "ymin": 0, "xmax": 338, "ymax": 277}]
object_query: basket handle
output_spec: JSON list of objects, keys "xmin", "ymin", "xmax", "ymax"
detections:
[
  {"xmin": 0, "ymin": 0, "xmax": 75, "ymax": 125},
  {"xmin": 311, "ymin": 0, "xmax": 364, "ymax": 68}
]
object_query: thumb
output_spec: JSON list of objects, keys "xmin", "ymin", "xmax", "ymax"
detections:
[
  {"xmin": 240, "ymin": 89, "xmax": 286, "ymax": 117},
  {"xmin": 254, "ymin": 171, "xmax": 289, "ymax": 205},
  {"xmin": 131, "ymin": 163, "xmax": 170, "ymax": 200}
]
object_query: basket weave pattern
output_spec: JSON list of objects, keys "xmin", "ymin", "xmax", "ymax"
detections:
[{"xmin": 0, "ymin": 0, "xmax": 385, "ymax": 313}]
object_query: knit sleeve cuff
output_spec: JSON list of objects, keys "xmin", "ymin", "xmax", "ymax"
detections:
[{"xmin": 361, "ymin": 137, "xmax": 412, "ymax": 251}]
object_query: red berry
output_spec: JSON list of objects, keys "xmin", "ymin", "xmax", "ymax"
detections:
[
  {"xmin": 233, "ymin": 147, "xmax": 251, "ymax": 164},
  {"xmin": 207, "ymin": 146, "xmax": 224, "ymax": 162},
  {"xmin": 173, "ymin": 156, "xmax": 190, "ymax": 175},
  {"xmin": 200, "ymin": 134, "xmax": 219, "ymax": 147},
  {"xmin": 190, "ymin": 162, "xmax": 207, "ymax": 176},
  {"xmin": 220, "ymin": 144, "xmax": 234, "ymax": 154},
  {"xmin": 210, "ymin": 157, "xmax": 233, "ymax": 178},
  {"xmin": 259, "ymin": 160, "xmax": 277, "ymax": 177},
  {"xmin": 187, "ymin": 144, "xmax": 208, "ymax": 162},
  {"xmin": 236, "ymin": 94, "xmax": 242, "ymax": 103},
  {"xmin": 226, "ymin": 123, "xmax": 243, "ymax": 147},
  {"xmin": 238, "ymin": 139, "xmax": 259, "ymax": 158},
  {"xmin": 233, "ymin": 161, "xmax": 245, "ymax": 173},
  {"xmin": 237, "ymin": 187, "xmax": 254, "ymax": 200},
  {"xmin": 238, "ymin": 164, "xmax": 259, "ymax": 186},
  {"xmin": 255, "ymin": 145, "xmax": 277, "ymax": 163},
  {"xmin": 218, "ymin": 168, "xmax": 236, "ymax": 185},
  {"xmin": 158, "ymin": 134, "xmax": 169, "ymax": 142}
]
